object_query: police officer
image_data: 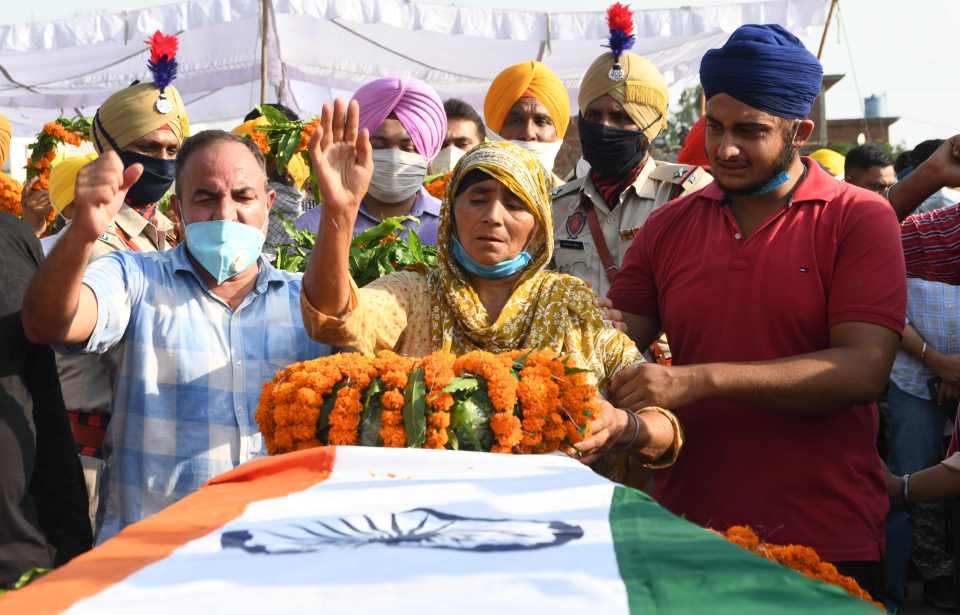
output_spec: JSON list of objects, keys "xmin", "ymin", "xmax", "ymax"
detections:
[{"xmin": 552, "ymin": 48, "xmax": 711, "ymax": 297}]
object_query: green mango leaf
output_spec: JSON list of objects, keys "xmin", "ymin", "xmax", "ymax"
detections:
[
  {"xmin": 446, "ymin": 428, "xmax": 459, "ymax": 451},
  {"xmin": 258, "ymin": 103, "xmax": 292, "ymax": 126},
  {"xmin": 406, "ymin": 225, "xmax": 425, "ymax": 262},
  {"xmin": 564, "ymin": 366, "xmax": 592, "ymax": 376},
  {"xmin": 351, "ymin": 216, "xmax": 415, "ymax": 248},
  {"xmin": 359, "ymin": 378, "xmax": 384, "ymax": 446},
  {"xmin": 275, "ymin": 130, "xmax": 299, "ymax": 173},
  {"xmin": 443, "ymin": 376, "xmax": 479, "ymax": 395},
  {"xmin": 403, "ymin": 367, "xmax": 427, "ymax": 448},
  {"xmin": 316, "ymin": 380, "xmax": 347, "ymax": 443}
]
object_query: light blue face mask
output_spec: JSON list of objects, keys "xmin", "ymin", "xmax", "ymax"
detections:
[
  {"xmin": 185, "ymin": 220, "xmax": 265, "ymax": 284},
  {"xmin": 451, "ymin": 237, "xmax": 532, "ymax": 280}
]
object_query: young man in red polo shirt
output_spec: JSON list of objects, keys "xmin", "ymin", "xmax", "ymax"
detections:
[{"xmin": 607, "ymin": 25, "xmax": 906, "ymax": 597}]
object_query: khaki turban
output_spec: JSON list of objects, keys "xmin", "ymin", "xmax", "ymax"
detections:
[
  {"xmin": 578, "ymin": 51, "xmax": 669, "ymax": 141},
  {"xmin": 50, "ymin": 152, "xmax": 99, "ymax": 213},
  {"xmin": 0, "ymin": 113, "xmax": 10, "ymax": 167},
  {"xmin": 92, "ymin": 83, "xmax": 189, "ymax": 152}
]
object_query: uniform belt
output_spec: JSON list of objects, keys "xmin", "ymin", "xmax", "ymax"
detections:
[{"xmin": 581, "ymin": 197, "xmax": 619, "ymax": 285}]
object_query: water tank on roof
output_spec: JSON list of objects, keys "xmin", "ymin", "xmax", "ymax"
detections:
[{"xmin": 864, "ymin": 94, "xmax": 887, "ymax": 118}]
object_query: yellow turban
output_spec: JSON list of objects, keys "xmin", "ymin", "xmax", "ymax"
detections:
[
  {"xmin": 484, "ymin": 61, "xmax": 571, "ymax": 138},
  {"xmin": 92, "ymin": 83, "xmax": 189, "ymax": 152},
  {"xmin": 0, "ymin": 113, "xmax": 10, "ymax": 167},
  {"xmin": 578, "ymin": 51, "xmax": 669, "ymax": 142},
  {"xmin": 50, "ymin": 152, "xmax": 98, "ymax": 213},
  {"xmin": 809, "ymin": 148, "xmax": 846, "ymax": 179},
  {"xmin": 232, "ymin": 117, "xmax": 311, "ymax": 189}
]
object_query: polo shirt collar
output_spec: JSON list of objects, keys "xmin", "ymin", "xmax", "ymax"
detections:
[
  {"xmin": 359, "ymin": 186, "xmax": 439, "ymax": 223},
  {"xmin": 172, "ymin": 243, "xmax": 288, "ymax": 293},
  {"xmin": 701, "ymin": 157, "xmax": 840, "ymax": 206}
]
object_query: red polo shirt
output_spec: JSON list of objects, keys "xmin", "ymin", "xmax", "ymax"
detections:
[{"xmin": 608, "ymin": 159, "xmax": 906, "ymax": 562}]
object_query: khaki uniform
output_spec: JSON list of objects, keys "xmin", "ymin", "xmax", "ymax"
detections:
[
  {"xmin": 56, "ymin": 204, "xmax": 175, "ymax": 530},
  {"xmin": 551, "ymin": 157, "xmax": 712, "ymax": 297}
]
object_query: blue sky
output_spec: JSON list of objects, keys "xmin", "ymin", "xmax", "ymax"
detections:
[{"xmin": 4, "ymin": 0, "xmax": 957, "ymax": 148}]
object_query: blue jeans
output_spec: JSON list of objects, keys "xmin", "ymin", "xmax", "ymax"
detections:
[{"xmin": 883, "ymin": 381, "xmax": 949, "ymax": 610}]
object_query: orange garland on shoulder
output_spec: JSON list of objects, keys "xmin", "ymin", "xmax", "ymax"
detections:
[{"xmin": 0, "ymin": 173, "xmax": 23, "ymax": 218}]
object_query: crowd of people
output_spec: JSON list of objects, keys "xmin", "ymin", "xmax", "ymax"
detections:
[{"xmin": 3, "ymin": 16, "xmax": 960, "ymax": 613}]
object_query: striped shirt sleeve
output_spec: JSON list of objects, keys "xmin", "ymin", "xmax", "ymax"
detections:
[{"xmin": 901, "ymin": 203, "xmax": 960, "ymax": 285}]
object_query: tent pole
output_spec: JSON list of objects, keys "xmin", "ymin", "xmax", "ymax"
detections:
[
  {"xmin": 816, "ymin": 0, "xmax": 838, "ymax": 60},
  {"xmin": 260, "ymin": 0, "xmax": 270, "ymax": 105}
]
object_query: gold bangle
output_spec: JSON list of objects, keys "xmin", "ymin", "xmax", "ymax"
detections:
[{"xmin": 633, "ymin": 407, "xmax": 684, "ymax": 470}]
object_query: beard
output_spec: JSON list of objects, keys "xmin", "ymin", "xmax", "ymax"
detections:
[{"xmin": 716, "ymin": 138, "xmax": 796, "ymax": 197}]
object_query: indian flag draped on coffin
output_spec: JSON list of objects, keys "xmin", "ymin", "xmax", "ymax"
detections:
[{"xmin": 1, "ymin": 447, "xmax": 877, "ymax": 614}]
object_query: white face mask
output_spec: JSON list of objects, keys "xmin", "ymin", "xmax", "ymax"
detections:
[
  {"xmin": 507, "ymin": 139, "xmax": 563, "ymax": 175},
  {"xmin": 368, "ymin": 148, "xmax": 428, "ymax": 203},
  {"xmin": 428, "ymin": 145, "xmax": 466, "ymax": 175}
]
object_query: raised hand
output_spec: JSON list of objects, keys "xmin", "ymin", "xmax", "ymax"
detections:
[
  {"xmin": 308, "ymin": 98, "xmax": 373, "ymax": 223},
  {"xmin": 921, "ymin": 135, "xmax": 960, "ymax": 190},
  {"xmin": 69, "ymin": 150, "xmax": 142, "ymax": 243}
]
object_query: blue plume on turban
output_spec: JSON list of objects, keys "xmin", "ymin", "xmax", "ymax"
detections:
[{"xmin": 700, "ymin": 24, "xmax": 823, "ymax": 119}]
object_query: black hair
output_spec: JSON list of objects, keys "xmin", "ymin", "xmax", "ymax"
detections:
[
  {"xmin": 844, "ymin": 143, "xmax": 893, "ymax": 175},
  {"xmin": 443, "ymin": 98, "xmax": 486, "ymax": 142},
  {"xmin": 244, "ymin": 103, "xmax": 299, "ymax": 122},
  {"xmin": 894, "ymin": 151, "xmax": 913, "ymax": 174},
  {"xmin": 910, "ymin": 139, "xmax": 945, "ymax": 168},
  {"xmin": 175, "ymin": 130, "xmax": 267, "ymax": 197}
]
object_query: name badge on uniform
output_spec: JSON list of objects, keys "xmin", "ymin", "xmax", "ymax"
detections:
[
  {"xmin": 619, "ymin": 228, "xmax": 640, "ymax": 241},
  {"xmin": 558, "ymin": 240, "xmax": 584, "ymax": 250}
]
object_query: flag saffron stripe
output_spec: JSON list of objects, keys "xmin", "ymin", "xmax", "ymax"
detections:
[{"xmin": 0, "ymin": 447, "xmax": 336, "ymax": 615}]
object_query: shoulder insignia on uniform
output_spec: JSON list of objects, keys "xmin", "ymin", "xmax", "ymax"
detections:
[{"xmin": 551, "ymin": 177, "xmax": 584, "ymax": 199}]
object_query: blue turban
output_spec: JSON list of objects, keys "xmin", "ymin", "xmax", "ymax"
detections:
[{"xmin": 700, "ymin": 24, "xmax": 823, "ymax": 119}]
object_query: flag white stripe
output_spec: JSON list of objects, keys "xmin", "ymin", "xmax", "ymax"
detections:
[{"xmin": 66, "ymin": 447, "xmax": 629, "ymax": 615}]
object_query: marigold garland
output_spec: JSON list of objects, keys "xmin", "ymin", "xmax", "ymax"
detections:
[
  {"xmin": 0, "ymin": 173, "xmax": 23, "ymax": 218},
  {"xmin": 718, "ymin": 526, "xmax": 884, "ymax": 610},
  {"xmin": 256, "ymin": 349, "xmax": 598, "ymax": 456},
  {"xmin": 24, "ymin": 117, "xmax": 92, "ymax": 227},
  {"xmin": 424, "ymin": 172, "xmax": 451, "ymax": 199}
]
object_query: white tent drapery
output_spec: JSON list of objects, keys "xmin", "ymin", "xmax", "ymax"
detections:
[{"xmin": 0, "ymin": 0, "xmax": 829, "ymax": 135}]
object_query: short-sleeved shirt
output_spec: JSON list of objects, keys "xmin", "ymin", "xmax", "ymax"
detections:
[
  {"xmin": 890, "ymin": 278, "xmax": 960, "ymax": 399},
  {"xmin": 901, "ymin": 202, "xmax": 960, "ymax": 285},
  {"xmin": 608, "ymin": 159, "xmax": 907, "ymax": 562},
  {"xmin": 43, "ymin": 205, "xmax": 176, "ymax": 416},
  {"xmin": 551, "ymin": 157, "xmax": 712, "ymax": 296},
  {"xmin": 294, "ymin": 187, "xmax": 441, "ymax": 245},
  {"xmin": 76, "ymin": 244, "xmax": 330, "ymax": 541}
]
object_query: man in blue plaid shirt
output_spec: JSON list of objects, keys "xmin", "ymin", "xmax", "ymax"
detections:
[{"xmin": 23, "ymin": 130, "xmax": 330, "ymax": 542}]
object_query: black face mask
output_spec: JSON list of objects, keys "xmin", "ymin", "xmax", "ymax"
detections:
[
  {"xmin": 94, "ymin": 112, "xmax": 176, "ymax": 205},
  {"xmin": 117, "ymin": 149, "xmax": 176, "ymax": 205},
  {"xmin": 578, "ymin": 115, "xmax": 649, "ymax": 179}
]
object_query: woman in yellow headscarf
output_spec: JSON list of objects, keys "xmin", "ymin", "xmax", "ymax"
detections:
[
  {"xmin": 483, "ymin": 61, "xmax": 569, "ymax": 180},
  {"xmin": 299, "ymin": 100, "xmax": 682, "ymax": 467}
]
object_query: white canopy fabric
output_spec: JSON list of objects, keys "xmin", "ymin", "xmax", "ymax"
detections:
[{"xmin": 0, "ymin": 0, "xmax": 829, "ymax": 135}]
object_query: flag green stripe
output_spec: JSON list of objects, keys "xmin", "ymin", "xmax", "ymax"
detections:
[{"xmin": 608, "ymin": 486, "xmax": 879, "ymax": 614}]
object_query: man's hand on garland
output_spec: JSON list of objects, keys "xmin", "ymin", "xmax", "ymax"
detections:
[{"xmin": 21, "ymin": 177, "xmax": 53, "ymax": 237}]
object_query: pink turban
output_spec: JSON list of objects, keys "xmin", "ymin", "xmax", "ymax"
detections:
[{"xmin": 352, "ymin": 77, "xmax": 446, "ymax": 162}]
